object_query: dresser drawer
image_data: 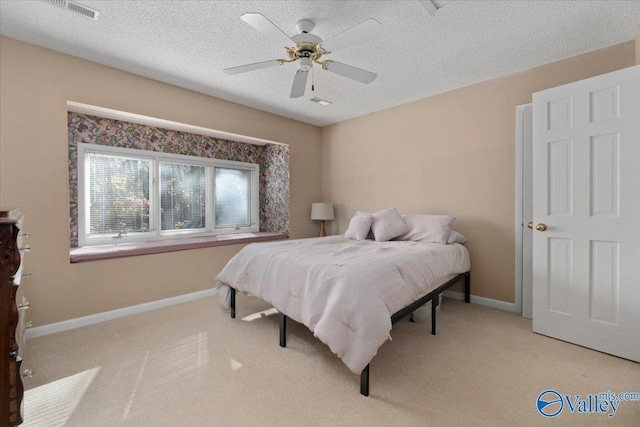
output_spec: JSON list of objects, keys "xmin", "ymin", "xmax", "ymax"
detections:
[
  {"xmin": 1, "ymin": 208, "xmax": 26, "ymax": 426},
  {"xmin": 8, "ymin": 349, "xmax": 23, "ymax": 425}
]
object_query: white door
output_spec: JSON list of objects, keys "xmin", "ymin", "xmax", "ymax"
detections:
[
  {"xmin": 532, "ymin": 65, "xmax": 640, "ymax": 363},
  {"xmin": 516, "ymin": 104, "xmax": 534, "ymax": 318}
]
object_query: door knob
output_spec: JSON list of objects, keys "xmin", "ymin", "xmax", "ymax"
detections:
[
  {"xmin": 526, "ymin": 222, "xmax": 534, "ymax": 229},
  {"xmin": 535, "ymin": 223, "xmax": 547, "ymax": 231}
]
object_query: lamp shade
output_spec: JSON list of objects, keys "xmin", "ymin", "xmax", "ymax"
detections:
[{"xmin": 311, "ymin": 203, "xmax": 335, "ymax": 220}]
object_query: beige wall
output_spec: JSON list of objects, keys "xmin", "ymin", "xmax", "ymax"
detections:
[
  {"xmin": 0, "ymin": 36, "xmax": 322, "ymax": 326},
  {"xmin": 320, "ymin": 41, "xmax": 635, "ymax": 304},
  {"xmin": 1, "ymin": 35, "xmax": 635, "ymax": 327}
]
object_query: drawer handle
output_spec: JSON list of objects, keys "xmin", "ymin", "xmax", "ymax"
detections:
[
  {"xmin": 19, "ymin": 232, "xmax": 31, "ymax": 237},
  {"xmin": 22, "ymin": 272, "xmax": 32, "ymax": 278},
  {"xmin": 24, "ymin": 321, "xmax": 33, "ymax": 328},
  {"xmin": 18, "ymin": 301, "xmax": 30, "ymax": 310},
  {"xmin": 20, "ymin": 245, "xmax": 31, "ymax": 252},
  {"xmin": 22, "ymin": 369, "xmax": 34, "ymax": 378}
]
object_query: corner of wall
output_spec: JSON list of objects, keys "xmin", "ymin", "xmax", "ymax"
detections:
[{"xmin": 636, "ymin": 28, "xmax": 640, "ymax": 65}]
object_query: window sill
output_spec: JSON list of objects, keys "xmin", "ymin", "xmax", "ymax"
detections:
[{"xmin": 70, "ymin": 232, "xmax": 287, "ymax": 263}]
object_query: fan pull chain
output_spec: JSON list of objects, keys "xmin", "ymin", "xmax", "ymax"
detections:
[{"xmin": 311, "ymin": 65, "xmax": 315, "ymax": 92}]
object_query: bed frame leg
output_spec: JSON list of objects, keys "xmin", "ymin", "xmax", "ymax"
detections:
[
  {"xmin": 360, "ymin": 365, "xmax": 369, "ymax": 396},
  {"xmin": 431, "ymin": 295, "xmax": 437, "ymax": 335},
  {"xmin": 280, "ymin": 312, "xmax": 287, "ymax": 348},
  {"xmin": 230, "ymin": 287, "xmax": 236, "ymax": 319},
  {"xmin": 464, "ymin": 272, "xmax": 471, "ymax": 303}
]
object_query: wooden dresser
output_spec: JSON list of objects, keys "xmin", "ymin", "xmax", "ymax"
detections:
[{"xmin": 1, "ymin": 208, "xmax": 28, "ymax": 426}]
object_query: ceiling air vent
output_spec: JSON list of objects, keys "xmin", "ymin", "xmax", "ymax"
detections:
[
  {"xmin": 43, "ymin": 0, "xmax": 99, "ymax": 21},
  {"xmin": 310, "ymin": 97, "xmax": 332, "ymax": 106}
]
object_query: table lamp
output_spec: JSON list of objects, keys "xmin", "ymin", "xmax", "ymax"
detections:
[{"xmin": 311, "ymin": 203, "xmax": 334, "ymax": 237}]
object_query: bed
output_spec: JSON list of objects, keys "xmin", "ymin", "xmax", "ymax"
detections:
[{"xmin": 215, "ymin": 235, "xmax": 471, "ymax": 396}]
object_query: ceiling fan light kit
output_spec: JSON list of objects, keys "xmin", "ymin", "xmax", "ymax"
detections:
[{"xmin": 224, "ymin": 13, "xmax": 383, "ymax": 99}]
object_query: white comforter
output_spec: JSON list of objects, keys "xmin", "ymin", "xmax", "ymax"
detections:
[{"xmin": 215, "ymin": 236, "xmax": 470, "ymax": 374}]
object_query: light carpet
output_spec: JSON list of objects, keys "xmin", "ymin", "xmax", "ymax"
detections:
[{"xmin": 21, "ymin": 296, "xmax": 640, "ymax": 426}]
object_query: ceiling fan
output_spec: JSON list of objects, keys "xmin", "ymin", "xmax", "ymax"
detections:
[
  {"xmin": 418, "ymin": 0, "xmax": 461, "ymax": 18},
  {"xmin": 223, "ymin": 13, "xmax": 383, "ymax": 98},
  {"xmin": 418, "ymin": 0, "xmax": 440, "ymax": 17}
]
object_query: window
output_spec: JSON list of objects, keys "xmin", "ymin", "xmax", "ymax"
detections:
[
  {"xmin": 88, "ymin": 153, "xmax": 151, "ymax": 237},
  {"xmin": 160, "ymin": 162, "xmax": 206, "ymax": 231},
  {"xmin": 78, "ymin": 144, "xmax": 258, "ymax": 246},
  {"xmin": 215, "ymin": 168, "xmax": 252, "ymax": 227}
]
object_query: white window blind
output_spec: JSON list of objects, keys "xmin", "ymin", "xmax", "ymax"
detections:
[
  {"xmin": 160, "ymin": 162, "xmax": 206, "ymax": 231},
  {"xmin": 88, "ymin": 153, "xmax": 151, "ymax": 235},
  {"xmin": 78, "ymin": 144, "xmax": 258, "ymax": 246}
]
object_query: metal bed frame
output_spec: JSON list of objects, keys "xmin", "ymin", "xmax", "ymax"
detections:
[{"xmin": 229, "ymin": 270, "xmax": 471, "ymax": 396}]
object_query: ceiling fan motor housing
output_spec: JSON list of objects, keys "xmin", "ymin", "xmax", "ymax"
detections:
[{"xmin": 289, "ymin": 33, "xmax": 326, "ymax": 65}]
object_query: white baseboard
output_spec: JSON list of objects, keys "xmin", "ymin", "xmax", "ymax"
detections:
[
  {"xmin": 26, "ymin": 288, "xmax": 516, "ymax": 339},
  {"xmin": 444, "ymin": 290, "xmax": 518, "ymax": 313},
  {"xmin": 26, "ymin": 288, "xmax": 216, "ymax": 339}
]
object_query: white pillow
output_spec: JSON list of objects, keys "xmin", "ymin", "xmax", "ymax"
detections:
[
  {"xmin": 396, "ymin": 214, "xmax": 455, "ymax": 244},
  {"xmin": 370, "ymin": 208, "xmax": 409, "ymax": 242},
  {"xmin": 356, "ymin": 211, "xmax": 375, "ymax": 239},
  {"xmin": 447, "ymin": 230, "xmax": 467, "ymax": 244},
  {"xmin": 344, "ymin": 214, "xmax": 373, "ymax": 241}
]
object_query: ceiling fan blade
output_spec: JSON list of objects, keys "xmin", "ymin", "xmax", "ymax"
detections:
[
  {"xmin": 418, "ymin": 0, "xmax": 438, "ymax": 17},
  {"xmin": 241, "ymin": 13, "xmax": 295, "ymax": 48},
  {"xmin": 320, "ymin": 18, "xmax": 383, "ymax": 53},
  {"xmin": 223, "ymin": 60, "xmax": 284, "ymax": 75},
  {"xmin": 324, "ymin": 61, "xmax": 377, "ymax": 84},
  {"xmin": 290, "ymin": 70, "xmax": 309, "ymax": 98}
]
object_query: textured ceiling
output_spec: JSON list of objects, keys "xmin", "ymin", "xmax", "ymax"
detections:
[{"xmin": 1, "ymin": 1, "xmax": 639, "ymax": 127}]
